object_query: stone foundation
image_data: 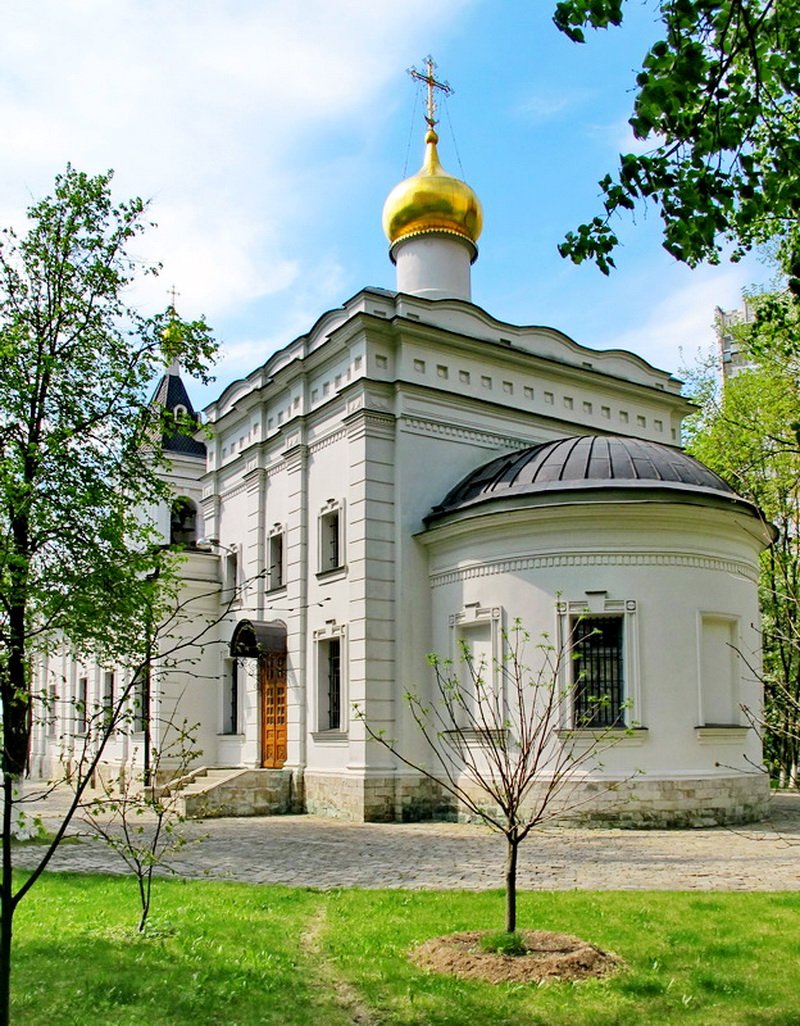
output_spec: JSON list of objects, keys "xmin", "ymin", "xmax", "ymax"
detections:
[
  {"xmin": 303, "ymin": 770, "xmax": 769, "ymax": 827},
  {"xmin": 304, "ymin": 771, "xmax": 454, "ymax": 822}
]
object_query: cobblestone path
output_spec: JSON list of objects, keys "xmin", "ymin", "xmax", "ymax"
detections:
[{"xmin": 14, "ymin": 789, "xmax": 800, "ymax": 891}]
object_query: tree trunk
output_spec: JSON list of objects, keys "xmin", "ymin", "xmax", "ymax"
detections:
[
  {"xmin": 0, "ymin": 773, "xmax": 16, "ymax": 1026},
  {"xmin": 505, "ymin": 834, "xmax": 519, "ymax": 934}
]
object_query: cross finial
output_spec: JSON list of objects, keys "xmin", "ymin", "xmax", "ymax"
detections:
[
  {"xmin": 167, "ymin": 285, "xmax": 180, "ymax": 313},
  {"xmin": 408, "ymin": 55, "xmax": 453, "ymax": 130}
]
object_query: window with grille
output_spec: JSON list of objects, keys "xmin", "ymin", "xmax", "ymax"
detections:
[
  {"xmin": 317, "ymin": 637, "xmax": 342, "ymax": 731},
  {"xmin": 571, "ymin": 615, "xmax": 625, "ymax": 728},
  {"xmin": 326, "ymin": 639, "xmax": 341, "ymax": 730},
  {"xmin": 222, "ymin": 658, "xmax": 239, "ymax": 734}
]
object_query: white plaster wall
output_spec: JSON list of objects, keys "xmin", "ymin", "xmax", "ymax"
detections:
[
  {"xmin": 393, "ymin": 235, "xmax": 474, "ymax": 301},
  {"xmin": 422, "ymin": 501, "xmax": 767, "ymax": 782}
]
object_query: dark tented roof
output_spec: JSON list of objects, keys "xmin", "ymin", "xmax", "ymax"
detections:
[
  {"xmin": 425, "ymin": 435, "xmax": 756, "ymax": 525},
  {"xmin": 230, "ymin": 620, "xmax": 287, "ymax": 658},
  {"xmin": 149, "ymin": 371, "xmax": 207, "ymax": 458}
]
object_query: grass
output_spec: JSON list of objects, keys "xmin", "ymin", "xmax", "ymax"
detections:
[
  {"xmin": 478, "ymin": 930, "xmax": 528, "ymax": 956},
  {"xmin": 12, "ymin": 874, "xmax": 800, "ymax": 1026}
]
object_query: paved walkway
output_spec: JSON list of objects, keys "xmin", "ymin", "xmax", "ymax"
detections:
[{"xmin": 14, "ymin": 788, "xmax": 800, "ymax": 891}]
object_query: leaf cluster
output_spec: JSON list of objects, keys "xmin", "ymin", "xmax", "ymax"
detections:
[{"xmin": 554, "ymin": 1, "xmax": 800, "ymax": 278}]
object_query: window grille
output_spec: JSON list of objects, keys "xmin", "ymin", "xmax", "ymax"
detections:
[
  {"xmin": 571, "ymin": 615, "xmax": 624, "ymax": 727},
  {"xmin": 326, "ymin": 639, "xmax": 341, "ymax": 731}
]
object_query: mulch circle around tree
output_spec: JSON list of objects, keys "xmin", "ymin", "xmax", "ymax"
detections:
[{"xmin": 410, "ymin": 930, "xmax": 624, "ymax": 985}]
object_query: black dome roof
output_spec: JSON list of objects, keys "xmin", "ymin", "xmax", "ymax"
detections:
[{"xmin": 426, "ymin": 435, "xmax": 756, "ymax": 525}]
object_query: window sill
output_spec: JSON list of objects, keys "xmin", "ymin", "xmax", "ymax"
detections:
[
  {"xmin": 316, "ymin": 566, "xmax": 347, "ymax": 583},
  {"xmin": 311, "ymin": 730, "xmax": 348, "ymax": 744},
  {"xmin": 695, "ymin": 725, "xmax": 750, "ymax": 743},
  {"xmin": 266, "ymin": 584, "xmax": 287, "ymax": 596},
  {"xmin": 556, "ymin": 727, "xmax": 649, "ymax": 746},
  {"xmin": 443, "ymin": 728, "xmax": 508, "ymax": 748}
]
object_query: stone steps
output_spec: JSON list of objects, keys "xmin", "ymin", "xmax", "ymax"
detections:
[{"xmin": 176, "ymin": 767, "xmax": 297, "ymax": 819}]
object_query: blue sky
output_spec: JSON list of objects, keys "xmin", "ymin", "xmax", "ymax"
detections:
[{"xmin": 1, "ymin": 0, "xmax": 771, "ymax": 406}]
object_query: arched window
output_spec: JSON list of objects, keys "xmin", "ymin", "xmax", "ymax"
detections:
[
  {"xmin": 173, "ymin": 404, "xmax": 188, "ymax": 423},
  {"xmin": 170, "ymin": 497, "xmax": 198, "ymax": 547}
]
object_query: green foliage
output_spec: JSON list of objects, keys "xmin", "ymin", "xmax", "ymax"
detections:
[
  {"xmin": 553, "ymin": 1, "xmax": 800, "ymax": 279},
  {"xmin": 685, "ymin": 295, "xmax": 800, "ymax": 783},
  {"xmin": 0, "ymin": 166, "xmax": 216, "ymax": 1026},
  {"xmin": 0, "ymin": 165, "xmax": 216, "ymax": 773}
]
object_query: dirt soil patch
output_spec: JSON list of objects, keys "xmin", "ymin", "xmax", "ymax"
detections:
[{"xmin": 411, "ymin": 929, "xmax": 624, "ymax": 985}]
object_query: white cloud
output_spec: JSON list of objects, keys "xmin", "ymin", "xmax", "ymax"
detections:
[
  {"xmin": 516, "ymin": 90, "xmax": 589, "ymax": 123},
  {"xmin": 586, "ymin": 117, "xmax": 662, "ymax": 156},
  {"xmin": 595, "ymin": 265, "xmax": 759, "ymax": 375},
  {"xmin": 0, "ymin": 0, "xmax": 472, "ymax": 325}
]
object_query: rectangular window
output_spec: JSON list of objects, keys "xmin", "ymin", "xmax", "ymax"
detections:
[
  {"xmin": 102, "ymin": 671, "xmax": 115, "ymax": 727},
  {"xmin": 103, "ymin": 671, "xmax": 114, "ymax": 710},
  {"xmin": 319, "ymin": 638, "xmax": 342, "ymax": 731},
  {"xmin": 571, "ymin": 615, "xmax": 625, "ymax": 728},
  {"xmin": 319, "ymin": 507, "xmax": 343, "ymax": 572},
  {"xmin": 698, "ymin": 614, "xmax": 739, "ymax": 724},
  {"xmin": 222, "ymin": 659, "xmax": 239, "ymax": 734},
  {"xmin": 47, "ymin": 686, "xmax": 57, "ymax": 738},
  {"xmin": 76, "ymin": 676, "xmax": 88, "ymax": 733},
  {"xmin": 456, "ymin": 621, "xmax": 495, "ymax": 726},
  {"xmin": 224, "ymin": 550, "xmax": 239, "ymax": 600},
  {"xmin": 268, "ymin": 531, "xmax": 284, "ymax": 591},
  {"xmin": 132, "ymin": 668, "xmax": 147, "ymax": 732}
]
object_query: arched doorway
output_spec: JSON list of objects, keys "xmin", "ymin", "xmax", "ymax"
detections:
[{"xmin": 230, "ymin": 620, "xmax": 288, "ymax": 769}]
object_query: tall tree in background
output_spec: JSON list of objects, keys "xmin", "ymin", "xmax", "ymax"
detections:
[
  {"xmin": 553, "ymin": 0, "xmax": 800, "ymax": 285},
  {"xmin": 685, "ymin": 292, "xmax": 800, "ymax": 785},
  {"xmin": 0, "ymin": 166, "xmax": 216, "ymax": 1025}
]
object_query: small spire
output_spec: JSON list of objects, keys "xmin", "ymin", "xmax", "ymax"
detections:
[
  {"xmin": 408, "ymin": 56, "xmax": 452, "ymax": 131},
  {"xmin": 162, "ymin": 286, "xmax": 184, "ymax": 375}
]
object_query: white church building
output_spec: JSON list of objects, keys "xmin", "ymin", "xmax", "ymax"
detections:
[{"xmin": 31, "ymin": 83, "xmax": 773, "ymax": 826}]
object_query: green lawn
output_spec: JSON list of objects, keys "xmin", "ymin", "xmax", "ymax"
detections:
[{"xmin": 12, "ymin": 874, "xmax": 800, "ymax": 1026}]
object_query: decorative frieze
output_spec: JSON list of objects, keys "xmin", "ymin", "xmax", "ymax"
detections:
[
  {"xmin": 308, "ymin": 427, "xmax": 348, "ymax": 455},
  {"xmin": 431, "ymin": 552, "xmax": 758, "ymax": 588},
  {"xmin": 401, "ymin": 415, "xmax": 531, "ymax": 450}
]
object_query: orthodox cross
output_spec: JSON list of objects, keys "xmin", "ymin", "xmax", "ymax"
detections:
[
  {"xmin": 167, "ymin": 284, "xmax": 181, "ymax": 311},
  {"xmin": 408, "ymin": 56, "xmax": 452, "ymax": 129}
]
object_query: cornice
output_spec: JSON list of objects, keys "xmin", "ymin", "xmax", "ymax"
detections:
[
  {"xmin": 309, "ymin": 427, "xmax": 348, "ymax": 455},
  {"xmin": 400, "ymin": 414, "xmax": 530, "ymax": 450},
  {"xmin": 430, "ymin": 551, "xmax": 759, "ymax": 588}
]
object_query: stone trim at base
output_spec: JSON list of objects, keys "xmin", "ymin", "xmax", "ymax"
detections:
[{"xmin": 303, "ymin": 770, "xmax": 769, "ymax": 827}]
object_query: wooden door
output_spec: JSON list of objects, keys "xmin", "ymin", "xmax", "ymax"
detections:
[{"xmin": 260, "ymin": 651, "xmax": 287, "ymax": 768}]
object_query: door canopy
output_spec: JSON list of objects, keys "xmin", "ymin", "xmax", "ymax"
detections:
[{"xmin": 229, "ymin": 619, "xmax": 286, "ymax": 658}]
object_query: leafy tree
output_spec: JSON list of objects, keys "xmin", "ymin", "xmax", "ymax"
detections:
[
  {"xmin": 553, "ymin": 0, "xmax": 800, "ymax": 283},
  {"xmin": 685, "ymin": 293, "xmax": 800, "ymax": 784},
  {"xmin": 360, "ymin": 620, "xmax": 633, "ymax": 935},
  {"xmin": 0, "ymin": 166, "xmax": 216, "ymax": 1026}
]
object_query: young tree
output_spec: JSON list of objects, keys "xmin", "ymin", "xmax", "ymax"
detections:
[
  {"xmin": 553, "ymin": 0, "xmax": 800, "ymax": 283},
  {"xmin": 82, "ymin": 713, "xmax": 202, "ymax": 934},
  {"xmin": 360, "ymin": 620, "xmax": 633, "ymax": 935},
  {"xmin": 0, "ymin": 166, "xmax": 216, "ymax": 1026},
  {"xmin": 685, "ymin": 294, "xmax": 800, "ymax": 784}
]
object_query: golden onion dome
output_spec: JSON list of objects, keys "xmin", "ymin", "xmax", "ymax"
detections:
[{"xmin": 382, "ymin": 128, "xmax": 483, "ymax": 252}]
